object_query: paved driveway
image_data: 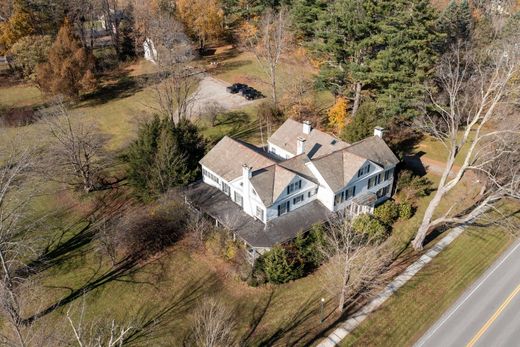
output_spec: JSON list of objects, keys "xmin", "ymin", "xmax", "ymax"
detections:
[
  {"xmin": 415, "ymin": 239, "xmax": 520, "ymax": 347},
  {"xmin": 192, "ymin": 76, "xmax": 256, "ymax": 115}
]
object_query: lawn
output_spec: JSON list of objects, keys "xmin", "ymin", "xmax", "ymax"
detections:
[
  {"xmin": 339, "ymin": 201, "xmax": 518, "ymax": 347},
  {"xmin": 28, "ymin": 219, "xmax": 332, "ymax": 346}
]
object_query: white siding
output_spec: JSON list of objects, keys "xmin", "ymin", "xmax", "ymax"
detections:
[
  {"xmin": 266, "ymin": 176, "xmax": 318, "ymax": 221},
  {"xmin": 267, "ymin": 142, "xmax": 294, "ymax": 159}
]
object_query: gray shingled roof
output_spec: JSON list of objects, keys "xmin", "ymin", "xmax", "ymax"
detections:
[
  {"xmin": 346, "ymin": 136, "xmax": 400, "ymax": 168},
  {"xmin": 278, "ymin": 154, "xmax": 319, "ymax": 184},
  {"xmin": 268, "ymin": 119, "xmax": 350, "ymax": 158},
  {"xmin": 199, "ymin": 136, "xmax": 275, "ymax": 182},
  {"xmin": 199, "ymin": 121, "xmax": 399, "ymax": 206},
  {"xmin": 249, "ymin": 165, "xmax": 296, "ymax": 206},
  {"xmin": 312, "ymin": 150, "xmax": 367, "ymax": 192},
  {"xmin": 185, "ymin": 182, "xmax": 330, "ymax": 248}
]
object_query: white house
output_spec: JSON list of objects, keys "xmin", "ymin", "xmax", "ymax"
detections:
[{"xmin": 189, "ymin": 119, "xmax": 399, "ymax": 259}]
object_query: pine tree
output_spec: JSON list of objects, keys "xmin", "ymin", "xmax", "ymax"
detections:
[
  {"xmin": 126, "ymin": 116, "xmax": 206, "ymax": 201},
  {"xmin": 35, "ymin": 19, "xmax": 96, "ymax": 99},
  {"xmin": 457, "ymin": 0, "xmax": 473, "ymax": 40},
  {"xmin": 290, "ymin": 0, "xmax": 326, "ymax": 41}
]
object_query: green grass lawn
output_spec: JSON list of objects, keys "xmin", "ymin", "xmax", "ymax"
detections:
[
  {"xmin": 416, "ymin": 130, "xmax": 475, "ymax": 167},
  {"xmin": 339, "ymin": 202, "xmax": 518, "ymax": 347}
]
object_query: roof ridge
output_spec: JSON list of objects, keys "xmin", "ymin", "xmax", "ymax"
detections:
[
  {"xmin": 311, "ymin": 145, "xmax": 366, "ymax": 162},
  {"xmin": 231, "ymin": 137, "xmax": 276, "ymax": 164}
]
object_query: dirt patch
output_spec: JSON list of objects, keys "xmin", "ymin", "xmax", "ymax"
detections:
[{"xmin": 0, "ymin": 106, "xmax": 39, "ymax": 127}]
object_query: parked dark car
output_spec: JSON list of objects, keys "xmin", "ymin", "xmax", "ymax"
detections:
[
  {"xmin": 226, "ymin": 83, "xmax": 247, "ymax": 94},
  {"xmin": 240, "ymin": 87, "xmax": 263, "ymax": 100}
]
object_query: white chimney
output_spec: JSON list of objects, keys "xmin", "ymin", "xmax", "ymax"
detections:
[
  {"xmin": 241, "ymin": 164, "xmax": 253, "ymax": 215},
  {"xmin": 303, "ymin": 120, "xmax": 312, "ymax": 135},
  {"xmin": 374, "ymin": 126, "xmax": 384, "ymax": 138},
  {"xmin": 242, "ymin": 164, "xmax": 252, "ymax": 179},
  {"xmin": 297, "ymin": 137, "xmax": 306, "ymax": 155}
]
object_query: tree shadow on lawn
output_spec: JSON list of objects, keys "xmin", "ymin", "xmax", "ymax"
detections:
[
  {"xmin": 22, "ymin": 251, "xmax": 160, "ymax": 325},
  {"xmin": 17, "ymin": 191, "xmax": 131, "ymax": 279},
  {"xmin": 78, "ymin": 69, "xmax": 164, "ymax": 108},
  {"xmin": 122, "ymin": 273, "xmax": 221, "ymax": 346},
  {"xmin": 211, "ymin": 60, "xmax": 255, "ymax": 77},
  {"xmin": 242, "ymin": 290, "xmax": 327, "ymax": 346}
]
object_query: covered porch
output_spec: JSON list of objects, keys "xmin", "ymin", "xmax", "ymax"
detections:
[{"xmin": 184, "ymin": 181, "xmax": 331, "ymax": 263}]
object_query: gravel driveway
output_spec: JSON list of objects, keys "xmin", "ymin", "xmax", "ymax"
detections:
[{"xmin": 192, "ymin": 76, "xmax": 256, "ymax": 115}]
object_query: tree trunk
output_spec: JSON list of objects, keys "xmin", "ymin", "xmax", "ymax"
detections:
[
  {"xmin": 270, "ymin": 65, "xmax": 277, "ymax": 108},
  {"xmin": 412, "ymin": 189, "xmax": 445, "ymax": 250},
  {"xmin": 351, "ymin": 82, "xmax": 362, "ymax": 118}
]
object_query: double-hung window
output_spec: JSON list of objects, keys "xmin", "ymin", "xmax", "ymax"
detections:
[
  {"xmin": 357, "ymin": 164, "xmax": 371, "ymax": 177},
  {"xmin": 384, "ymin": 168, "xmax": 394, "ymax": 181},
  {"xmin": 221, "ymin": 182, "xmax": 230, "ymax": 195},
  {"xmin": 287, "ymin": 180, "xmax": 302, "ymax": 195},
  {"xmin": 293, "ymin": 194, "xmax": 304, "ymax": 205},
  {"xmin": 278, "ymin": 201, "xmax": 290, "ymax": 216},
  {"xmin": 234, "ymin": 192, "xmax": 243, "ymax": 207},
  {"xmin": 255, "ymin": 206, "xmax": 264, "ymax": 221}
]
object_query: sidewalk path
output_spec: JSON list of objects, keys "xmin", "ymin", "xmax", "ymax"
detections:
[{"xmin": 317, "ymin": 226, "xmax": 466, "ymax": 347}]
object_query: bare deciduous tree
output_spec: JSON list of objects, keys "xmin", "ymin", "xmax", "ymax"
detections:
[
  {"xmin": 0, "ymin": 143, "xmax": 36, "ymax": 347},
  {"xmin": 190, "ymin": 297, "xmax": 236, "ymax": 347},
  {"xmin": 140, "ymin": 12, "xmax": 201, "ymax": 123},
  {"xmin": 153, "ymin": 65, "xmax": 200, "ymax": 124},
  {"xmin": 412, "ymin": 42, "xmax": 520, "ymax": 250},
  {"xmin": 41, "ymin": 101, "xmax": 107, "ymax": 193},
  {"xmin": 66, "ymin": 299, "xmax": 135, "ymax": 347},
  {"xmin": 319, "ymin": 215, "xmax": 388, "ymax": 314},
  {"xmin": 245, "ymin": 7, "xmax": 292, "ymax": 108}
]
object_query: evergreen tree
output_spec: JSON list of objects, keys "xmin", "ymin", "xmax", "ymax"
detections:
[
  {"xmin": 290, "ymin": 0, "xmax": 326, "ymax": 41},
  {"xmin": 371, "ymin": 0, "xmax": 439, "ymax": 120},
  {"xmin": 126, "ymin": 117, "xmax": 206, "ymax": 201},
  {"xmin": 116, "ymin": 4, "xmax": 137, "ymax": 61},
  {"xmin": 437, "ymin": 0, "xmax": 473, "ymax": 49}
]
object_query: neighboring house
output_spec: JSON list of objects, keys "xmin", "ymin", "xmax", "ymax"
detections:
[
  {"xmin": 143, "ymin": 38, "xmax": 158, "ymax": 63},
  {"xmin": 186, "ymin": 119, "xmax": 399, "ymax": 261}
]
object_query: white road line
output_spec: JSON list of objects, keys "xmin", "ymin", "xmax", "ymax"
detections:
[{"xmin": 415, "ymin": 240, "xmax": 520, "ymax": 347}]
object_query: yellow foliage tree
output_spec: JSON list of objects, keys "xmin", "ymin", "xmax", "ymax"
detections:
[
  {"xmin": 0, "ymin": 4, "xmax": 35, "ymax": 55},
  {"xmin": 176, "ymin": 0, "xmax": 224, "ymax": 49},
  {"xmin": 328, "ymin": 97, "xmax": 349, "ymax": 133}
]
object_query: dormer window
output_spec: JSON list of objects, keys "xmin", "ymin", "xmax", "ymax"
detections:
[
  {"xmin": 357, "ymin": 164, "xmax": 371, "ymax": 177},
  {"xmin": 287, "ymin": 180, "xmax": 302, "ymax": 194}
]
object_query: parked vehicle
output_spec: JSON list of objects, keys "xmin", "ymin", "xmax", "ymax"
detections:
[
  {"xmin": 240, "ymin": 87, "xmax": 263, "ymax": 100},
  {"xmin": 226, "ymin": 83, "xmax": 247, "ymax": 94}
]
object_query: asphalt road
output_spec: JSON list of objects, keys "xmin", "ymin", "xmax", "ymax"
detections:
[{"xmin": 415, "ymin": 239, "xmax": 520, "ymax": 347}]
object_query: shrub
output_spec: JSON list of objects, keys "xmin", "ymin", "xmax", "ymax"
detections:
[
  {"xmin": 397, "ymin": 169, "xmax": 433, "ymax": 202},
  {"xmin": 374, "ymin": 201, "xmax": 400, "ymax": 225},
  {"xmin": 294, "ymin": 225, "xmax": 325, "ymax": 270},
  {"xmin": 352, "ymin": 214, "xmax": 388, "ymax": 242},
  {"xmin": 261, "ymin": 246, "xmax": 304, "ymax": 284},
  {"xmin": 224, "ymin": 240, "xmax": 239, "ymax": 261},
  {"xmin": 340, "ymin": 101, "xmax": 383, "ymax": 143},
  {"xmin": 398, "ymin": 202, "xmax": 414, "ymax": 220}
]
